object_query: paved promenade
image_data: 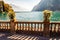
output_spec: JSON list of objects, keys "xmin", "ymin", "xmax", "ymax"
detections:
[{"xmin": 0, "ymin": 33, "xmax": 60, "ymax": 40}]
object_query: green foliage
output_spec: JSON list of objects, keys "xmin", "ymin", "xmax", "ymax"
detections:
[
  {"xmin": 43, "ymin": 10, "xmax": 52, "ymax": 19},
  {"xmin": 8, "ymin": 11, "xmax": 15, "ymax": 19},
  {"xmin": 9, "ymin": 14, "xmax": 14, "ymax": 19}
]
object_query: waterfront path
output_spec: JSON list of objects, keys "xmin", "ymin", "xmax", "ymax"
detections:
[
  {"xmin": 0, "ymin": 33, "xmax": 50, "ymax": 40},
  {"xmin": 0, "ymin": 33, "xmax": 60, "ymax": 40}
]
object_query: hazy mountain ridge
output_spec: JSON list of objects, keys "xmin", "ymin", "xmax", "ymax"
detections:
[
  {"xmin": 32, "ymin": 0, "xmax": 60, "ymax": 11},
  {"xmin": 10, "ymin": 4, "xmax": 27, "ymax": 11}
]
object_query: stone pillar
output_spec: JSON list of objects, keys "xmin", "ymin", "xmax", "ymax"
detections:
[
  {"xmin": 43, "ymin": 20, "xmax": 50, "ymax": 37},
  {"xmin": 10, "ymin": 19, "xmax": 15, "ymax": 34}
]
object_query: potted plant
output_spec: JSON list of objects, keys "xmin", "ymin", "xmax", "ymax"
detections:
[
  {"xmin": 43, "ymin": 10, "xmax": 52, "ymax": 22},
  {"xmin": 43, "ymin": 10, "xmax": 52, "ymax": 37}
]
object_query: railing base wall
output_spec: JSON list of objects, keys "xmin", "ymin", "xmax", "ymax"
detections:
[
  {"xmin": 16, "ymin": 30, "xmax": 43, "ymax": 36},
  {"xmin": 0, "ymin": 29, "xmax": 10, "ymax": 33}
]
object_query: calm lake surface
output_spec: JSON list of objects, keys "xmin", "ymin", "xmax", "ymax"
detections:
[{"xmin": 0, "ymin": 11, "xmax": 60, "ymax": 22}]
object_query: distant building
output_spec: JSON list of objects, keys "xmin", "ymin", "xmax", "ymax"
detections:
[{"xmin": 0, "ymin": 0, "xmax": 4, "ymax": 12}]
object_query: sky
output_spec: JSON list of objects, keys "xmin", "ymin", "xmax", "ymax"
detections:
[{"xmin": 4, "ymin": 0, "xmax": 41, "ymax": 11}]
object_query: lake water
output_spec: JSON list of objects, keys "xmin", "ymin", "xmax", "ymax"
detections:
[
  {"xmin": 0, "ymin": 11, "xmax": 60, "ymax": 22},
  {"xmin": 15, "ymin": 12, "xmax": 44, "ymax": 21}
]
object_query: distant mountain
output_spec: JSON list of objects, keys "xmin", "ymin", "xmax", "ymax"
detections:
[
  {"xmin": 10, "ymin": 4, "xmax": 27, "ymax": 12},
  {"xmin": 32, "ymin": 0, "xmax": 60, "ymax": 11}
]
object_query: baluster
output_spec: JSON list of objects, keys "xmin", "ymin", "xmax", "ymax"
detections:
[
  {"xmin": 58, "ymin": 24, "xmax": 60, "ymax": 32},
  {"xmin": 53, "ymin": 24, "xmax": 54, "ymax": 32},
  {"xmin": 7, "ymin": 23, "xmax": 8, "ymax": 30},
  {"xmin": 33, "ymin": 24, "xmax": 34, "ymax": 31},
  {"xmin": 24, "ymin": 23, "xmax": 25, "ymax": 30},
  {"xmin": 7, "ymin": 23, "xmax": 9, "ymax": 29},
  {"xmin": 34, "ymin": 23, "xmax": 36, "ymax": 31},
  {"xmin": 32, "ymin": 23, "xmax": 33, "ymax": 31},
  {"xmin": 42, "ymin": 24, "xmax": 44, "ymax": 31},
  {"xmin": 31, "ymin": 23, "xmax": 33, "ymax": 31},
  {"xmin": 36, "ymin": 23, "xmax": 37, "ymax": 31},
  {"xmin": 8, "ymin": 23, "xmax": 9, "ymax": 29},
  {"xmin": 28, "ymin": 23, "xmax": 30, "ymax": 31},
  {"xmin": 50, "ymin": 24, "xmax": 52, "ymax": 32},
  {"xmin": 3, "ymin": 23, "xmax": 4, "ymax": 29},
  {"xmin": 53, "ymin": 24, "xmax": 55, "ymax": 32},
  {"xmin": 41, "ymin": 24, "xmax": 43, "ymax": 31},
  {"xmin": 37, "ymin": 23, "xmax": 39, "ymax": 31},
  {"xmin": 30, "ymin": 23, "xmax": 31, "ymax": 31},
  {"xmin": 2, "ymin": 23, "xmax": 3, "ymax": 29},
  {"xmin": 1, "ymin": 23, "xmax": 2, "ymax": 29},
  {"xmin": 39, "ymin": 24, "xmax": 41, "ymax": 31},
  {"xmin": 36, "ymin": 24, "xmax": 38, "ymax": 31},
  {"xmin": 39, "ymin": 24, "xmax": 40, "ymax": 31},
  {"xmin": 21, "ymin": 23, "xmax": 22, "ymax": 30},
  {"xmin": 17, "ymin": 23, "xmax": 18, "ymax": 30},
  {"xmin": 25, "ymin": 23, "xmax": 27, "ymax": 30},
  {"xmin": 25, "ymin": 23, "xmax": 26, "ymax": 30},
  {"xmin": 53, "ymin": 24, "xmax": 54, "ymax": 31},
  {"xmin": 22, "ymin": 23, "xmax": 24, "ymax": 30},
  {"xmin": 58, "ymin": 24, "xmax": 59, "ymax": 32},
  {"xmin": 56, "ymin": 24, "xmax": 58, "ymax": 32},
  {"xmin": 38, "ymin": 23, "xmax": 39, "ymax": 31},
  {"xmin": 9, "ymin": 23, "xmax": 10, "ymax": 29},
  {"xmin": 57, "ymin": 24, "xmax": 59, "ymax": 32},
  {"xmin": 6, "ymin": 23, "xmax": 7, "ymax": 30},
  {"xmin": 5, "ymin": 23, "xmax": 6, "ymax": 29},
  {"xmin": 1, "ymin": 23, "xmax": 4, "ymax": 29},
  {"xmin": 54, "ymin": 24, "xmax": 56, "ymax": 32},
  {"xmin": 30, "ymin": 24, "xmax": 31, "ymax": 31},
  {"xmin": 19, "ymin": 23, "xmax": 21, "ymax": 30},
  {"xmin": 26, "ymin": 23, "xmax": 27, "ymax": 30},
  {"xmin": 5, "ymin": 23, "xmax": 7, "ymax": 29},
  {"xmin": 18, "ymin": 23, "xmax": 20, "ymax": 30},
  {"xmin": 40, "ymin": 24, "xmax": 42, "ymax": 32},
  {"xmin": 2, "ymin": 23, "xmax": 4, "ymax": 29},
  {"xmin": 20, "ymin": 23, "xmax": 21, "ymax": 30},
  {"xmin": 27, "ymin": 23, "xmax": 28, "ymax": 30},
  {"xmin": 23, "ymin": 23, "xmax": 24, "ymax": 30},
  {"xmin": 32, "ymin": 24, "xmax": 33, "ymax": 31}
]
